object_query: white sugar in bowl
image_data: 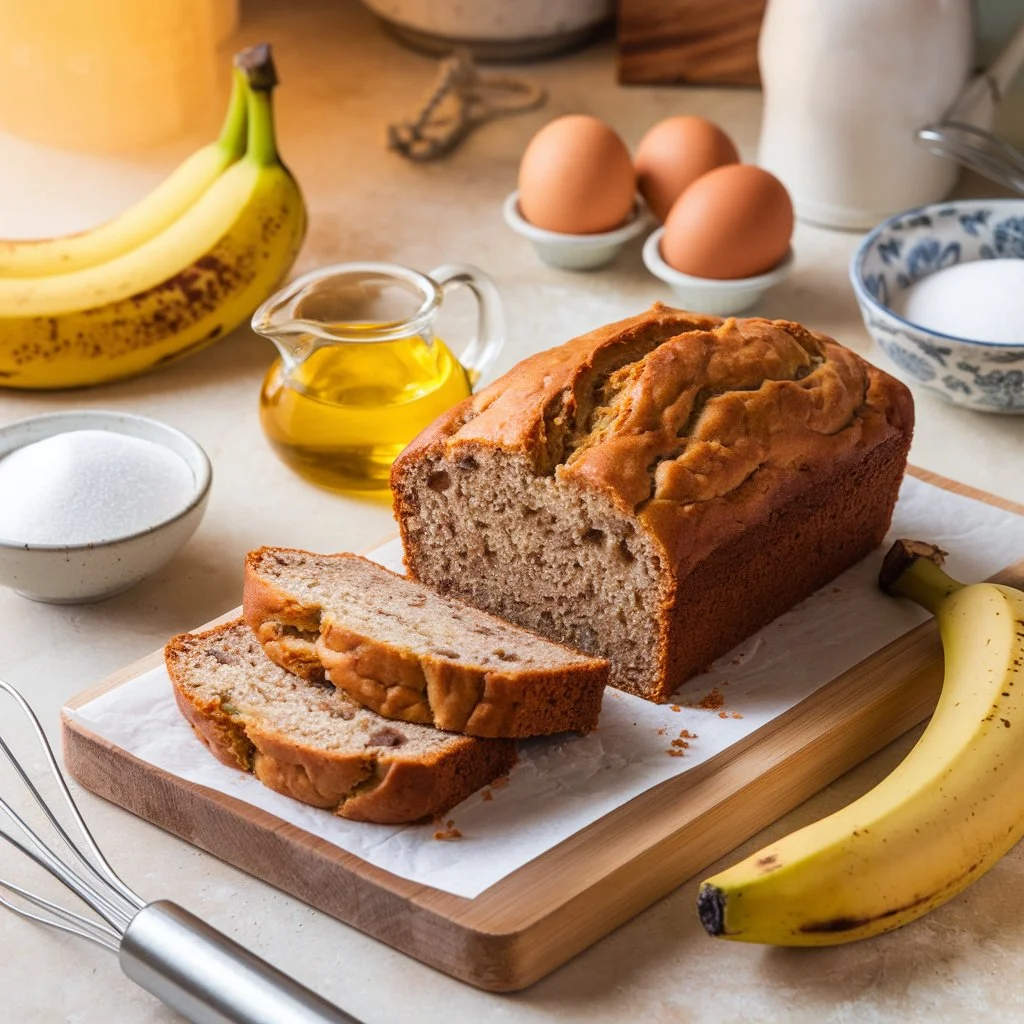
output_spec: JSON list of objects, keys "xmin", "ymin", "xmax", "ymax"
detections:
[{"xmin": 0, "ymin": 411, "xmax": 211, "ymax": 603}]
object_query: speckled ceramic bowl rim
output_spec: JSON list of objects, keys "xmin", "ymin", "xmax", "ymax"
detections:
[
  {"xmin": 503, "ymin": 191, "xmax": 649, "ymax": 246},
  {"xmin": 643, "ymin": 228, "xmax": 795, "ymax": 289},
  {"xmin": 0, "ymin": 410, "xmax": 212, "ymax": 553},
  {"xmin": 850, "ymin": 198, "xmax": 1024, "ymax": 349}
]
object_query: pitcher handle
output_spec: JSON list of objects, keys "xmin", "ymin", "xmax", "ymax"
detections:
[{"xmin": 429, "ymin": 264, "xmax": 505, "ymax": 389}]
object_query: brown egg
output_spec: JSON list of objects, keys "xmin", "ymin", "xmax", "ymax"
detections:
[
  {"xmin": 518, "ymin": 115, "xmax": 636, "ymax": 235},
  {"xmin": 635, "ymin": 116, "xmax": 739, "ymax": 223},
  {"xmin": 660, "ymin": 165, "xmax": 794, "ymax": 280}
]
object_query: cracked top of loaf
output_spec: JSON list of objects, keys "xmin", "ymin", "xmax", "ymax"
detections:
[{"xmin": 394, "ymin": 304, "xmax": 914, "ymax": 570}]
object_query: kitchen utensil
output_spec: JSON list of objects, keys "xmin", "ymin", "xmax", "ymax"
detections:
[
  {"xmin": 757, "ymin": 1, "xmax": 1024, "ymax": 229},
  {"xmin": 850, "ymin": 198, "xmax": 1024, "ymax": 412},
  {"xmin": 503, "ymin": 191, "xmax": 648, "ymax": 270},
  {"xmin": 61, "ymin": 477, "xmax": 1024, "ymax": 990},
  {"xmin": 642, "ymin": 228, "xmax": 792, "ymax": 315},
  {"xmin": 915, "ymin": 121, "xmax": 1024, "ymax": 196},
  {"xmin": 0, "ymin": 411, "xmax": 212, "ymax": 604},
  {"xmin": 387, "ymin": 49, "xmax": 545, "ymax": 161},
  {"xmin": 0, "ymin": 678, "xmax": 362, "ymax": 1023},
  {"xmin": 252, "ymin": 262, "xmax": 504, "ymax": 491}
]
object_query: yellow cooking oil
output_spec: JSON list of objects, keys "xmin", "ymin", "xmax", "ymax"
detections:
[{"xmin": 259, "ymin": 331, "xmax": 471, "ymax": 492}]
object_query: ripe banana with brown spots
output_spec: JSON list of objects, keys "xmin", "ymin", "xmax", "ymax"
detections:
[
  {"xmin": 698, "ymin": 539, "xmax": 1024, "ymax": 945},
  {"xmin": 0, "ymin": 44, "xmax": 305, "ymax": 390}
]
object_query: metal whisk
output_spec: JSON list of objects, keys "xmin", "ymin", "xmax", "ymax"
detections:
[{"xmin": 0, "ymin": 678, "xmax": 363, "ymax": 1024}]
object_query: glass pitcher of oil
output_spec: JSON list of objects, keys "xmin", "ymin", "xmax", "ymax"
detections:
[{"xmin": 252, "ymin": 262, "xmax": 504, "ymax": 491}]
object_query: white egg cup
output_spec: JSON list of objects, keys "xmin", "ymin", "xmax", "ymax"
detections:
[
  {"xmin": 0, "ymin": 411, "xmax": 212, "ymax": 604},
  {"xmin": 643, "ymin": 228, "xmax": 794, "ymax": 316},
  {"xmin": 503, "ymin": 191, "xmax": 649, "ymax": 271}
]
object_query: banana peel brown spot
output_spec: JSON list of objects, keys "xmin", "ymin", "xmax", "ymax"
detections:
[
  {"xmin": 151, "ymin": 327, "xmax": 227, "ymax": 366},
  {"xmin": 799, "ymin": 898, "xmax": 930, "ymax": 934},
  {"xmin": 799, "ymin": 860, "xmax": 984, "ymax": 934}
]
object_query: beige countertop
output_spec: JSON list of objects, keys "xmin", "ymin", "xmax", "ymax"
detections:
[{"xmin": 2, "ymin": 1, "xmax": 1024, "ymax": 1021}]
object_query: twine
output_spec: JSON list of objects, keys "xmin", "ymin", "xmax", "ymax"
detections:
[{"xmin": 387, "ymin": 49, "xmax": 546, "ymax": 162}]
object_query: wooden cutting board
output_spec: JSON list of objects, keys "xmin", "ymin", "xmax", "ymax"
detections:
[{"xmin": 61, "ymin": 468, "xmax": 1024, "ymax": 992}]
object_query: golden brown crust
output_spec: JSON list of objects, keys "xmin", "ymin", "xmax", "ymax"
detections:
[
  {"xmin": 242, "ymin": 549, "xmax": 608, "ymax": 738},
  {"xmin": 392, "ymin": 304, "xmax": 914, "ymax": 577},
  {"xmin": 165, "ymin": 622, "xmax": 517, "ymax": 825},
  {"xmin": 242, "ymin": 570, "xmax": 324, "ymax": 683}
]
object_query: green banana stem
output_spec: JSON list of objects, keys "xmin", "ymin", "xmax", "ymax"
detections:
[
  {"xmin": 878, "ymin": 539, "xmax": 964, "ymax": 614},
  {"xmin": 246, "ymin": 87, "xmax": 280, "ymax": 167},
  {"xmin": 216, "ymin": 67, "xmax": 249, "ymax": 158},
  {"xmin": 236, "ymin": 43, "xmax": 281, "ymax": 167}
]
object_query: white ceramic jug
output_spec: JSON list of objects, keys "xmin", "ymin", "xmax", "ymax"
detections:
[{"xmin": 758, "ymin": 0, "xmax": 1024, "ymax": 228}]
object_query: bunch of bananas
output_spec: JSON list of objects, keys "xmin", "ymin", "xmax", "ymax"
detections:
[
  {"xmin": 699, "ymin": 538, "xmax": 1024, "ymax": 945},
  {"xmin": 0, "ymin": 43, "xmax": 306, "ymax": 390}
]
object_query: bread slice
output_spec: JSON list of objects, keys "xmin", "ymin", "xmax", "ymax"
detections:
[
  {"xmin": 242, "ymin": 548, "xmax": 608, "ymax": 738},
  {"xmin": 166, "ymin": 620, "xmax": 517, "ymax": 824}
]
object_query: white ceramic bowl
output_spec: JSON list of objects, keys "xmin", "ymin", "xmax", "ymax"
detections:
[
  {"xmin": 503, "ymin": 191, "xmax": 649, "ymax": 271},
  {"xmin": 0, "ymin": 411, "xmax": 212, "ymax": 604},
  {"xmin": 642, "ymin": 229, "xmax": 794, "ymax": 315},
  {"xmin": 360, "ymin": 0, "xmax": 613, "ymax": 60}
]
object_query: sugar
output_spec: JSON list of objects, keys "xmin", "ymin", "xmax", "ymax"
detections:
[
  {"xmin": 896, "ymin": 259, "xmax": 1024, "ymax": 344},
  {"xmin": 0, "ymin": 429, "xmax": 195, "ymax": 546}
]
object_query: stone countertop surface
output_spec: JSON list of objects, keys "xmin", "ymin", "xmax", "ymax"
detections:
[{"xmin": 2, "ymin": 1, "xmax": 1024, "ymax": 1021}]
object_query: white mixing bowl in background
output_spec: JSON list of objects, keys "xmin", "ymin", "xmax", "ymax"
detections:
[{"xmin": 359, "ymin": 0, "xmax": 614, "ymax": 60}]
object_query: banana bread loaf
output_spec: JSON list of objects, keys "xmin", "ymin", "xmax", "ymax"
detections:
[
  {"xmin": 167, "ymin": 620, "xmax": 517, "ymax": 823},
  {"xmin": 243, "ymin": 548, "xmax": 608, "ymax": 738},
  {"xmin": 391, "ymin": 304, "xmax": 914, "ymax": 702}
]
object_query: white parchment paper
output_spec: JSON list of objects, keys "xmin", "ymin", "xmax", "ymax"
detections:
[{"xmin": 65, "ymin": 475, "xmax": 1024, "ymax": 898}]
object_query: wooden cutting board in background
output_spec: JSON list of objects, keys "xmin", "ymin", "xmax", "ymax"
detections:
[
  {"xmin": 617, "ymin": 0, "xmax": 766, "ymax": 85},
  {"xmin": 62, "ymin": 469, "xmax": 1024, "ymax": 992}
]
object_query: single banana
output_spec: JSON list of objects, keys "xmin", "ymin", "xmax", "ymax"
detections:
[
  {"xmin": 698, "ymin": 538, "xmax": 1024, "ymax": 946},
  {"xmin": 0, "ymin": 44, "xmax": 305, "ymax": 390},
  {"xmin": 0, "ymin": 67, "xmax": 248, "ymax": 278}
]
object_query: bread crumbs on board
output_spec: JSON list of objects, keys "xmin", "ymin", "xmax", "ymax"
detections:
[
  {"xmin": 666, "ymin": 730, "xmax": 697, "ymax": 757},
  {"xmin": 687, "ymin": 686, "xmax": 725, "ymax": 711},
  {"xmin": 482, "ymin": 789, "xmax": 494, "ymax": 801},
  {"xmin": 490, "ymin": 775, "xmax": 510, "ymax": 789},
  {"xmin": 433, "ymin": 819, "xmax": 463, "ymax": 840}
]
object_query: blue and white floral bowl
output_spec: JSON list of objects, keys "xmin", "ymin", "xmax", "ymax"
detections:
[{"xmin": 851, "ymin": 199, "xmax": 1024, "ymax": 413}]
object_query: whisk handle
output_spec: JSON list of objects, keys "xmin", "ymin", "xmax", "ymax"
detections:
[{"xmin": 119, "ymin": 902, "xmax": 363, "ymax": 1024}]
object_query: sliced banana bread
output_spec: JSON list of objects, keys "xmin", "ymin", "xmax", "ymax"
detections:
[
  {"xmin": 242, "ymin": 548, "xmax": 608, "ymax": 738},
  {"xmin": 166, "ymin": 620, "xmax": 517, "ymax": 824},
  {"xmin": 391, "ymin": 303, "xmax": 914, "ymax": 702}
]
